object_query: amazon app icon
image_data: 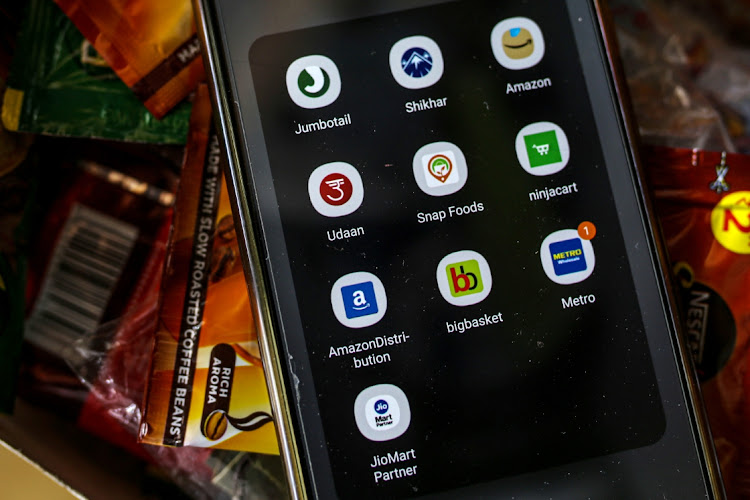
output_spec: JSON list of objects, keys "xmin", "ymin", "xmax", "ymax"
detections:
[
  {"xmin": 491, "ymin": 17, "xmax": 545, "ymax": 70},
  {"xmin": 286, "ymin": 55, "xmax": 342, "ymax": 109}
]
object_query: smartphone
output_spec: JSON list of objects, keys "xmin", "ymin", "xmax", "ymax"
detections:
[{"xmin": 193, "ymin": 0, "xmax": 724, "ymax": 497}]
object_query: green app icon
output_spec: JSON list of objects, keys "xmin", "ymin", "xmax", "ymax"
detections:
[
  {"xmin": 523, "ymin": 130, "xmax": 562, "ymax": 168},
  {"xmin": 446, "ymin": 259, "xmax": 483, "ymax": 297},
  {"xmin": 297, "ymin": 66, "xmax": 331, "ymax": 98}
]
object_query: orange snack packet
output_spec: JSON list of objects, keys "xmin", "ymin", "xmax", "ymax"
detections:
[
  {"xmin": 53, "ymin": 0, "xmax": 204, "ymax": 119},
  {"xmin": 140, "ymin": 85, "xmax": 277, "ymax": 453}
]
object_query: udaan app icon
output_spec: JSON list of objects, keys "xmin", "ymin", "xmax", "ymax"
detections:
[
  {"xmin": 437, "ymin": 250, "xmax": 492, "ymax": 306},
  {"xmin": 286, "ymin": 55, "xmax": 341, "ymax": 109},
  {"xmin": 491, "ymin": 17, "xmax": 545, "ymax": 70},
  {"xmin": 331, "ymin": 272, "xmax": 387, "ymax": 328},
  {"xmin": 413, "ymin": 142, "xmax": 468, "ymax": 196},
  {"xmin": 389, "ymin": 35, "xmax": 444, "ymax": 89},
  {"xmin": 308, "ymin": 162, "xmax": 364, "ymax": 217},
  {"xmin": 515, "ymin": 122, "xmax": 570, "ymax": 176},
  {"xmin": 540, "ymin": 229, "xmax": 595, "ymax": 284},
  {"xmin": 354, "ymin": 384, "xmax": 411, "ymax": 441}
]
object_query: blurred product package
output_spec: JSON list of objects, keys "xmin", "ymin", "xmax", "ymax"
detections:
[
  {"xmin": 1, "ymin": 0, "xmax": 191, "ymax": 143},
  {"xmin": 140, "ymin": 85, "xmax": 278, "ymax": 454},
  {"xmin": 52, "ymin": 0, "xmax": 204, "ymax": 119}
]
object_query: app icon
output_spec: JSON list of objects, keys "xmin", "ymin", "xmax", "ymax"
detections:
[
  {"xmin": 515, "ymin": 122, "xmax": 570, "ymax": 176},
  {"xmin": 491, "ymin": 17, "xmax": 545, "ymax": 70},
  {"xmin": 389, "ymin": 36, "xmax": 444, "ymax": 89},
  {"xmin": 437, "ymin": 250, "xmax": 492, "ymax": 306},
  {"xmin": 354, "ymin": 384, "xmax": 411, "ymax": 441},
  {"xmin": 308, "ymin": 162, "xmax": 364, "ymax": 217},
  {"xmin": 413, "ymin": 142, "xmax": 468, "ymax": 196},
  {"xmin": 540, "ymin": 229, "xmax": 595, "ymax": 284},
  {"xmin": 286, "ymin": 55, "xmax": 341, "ymax": 109},
  {"xmin": 331, "ymin": 272, "xmax": 387, "ymax": 328}
]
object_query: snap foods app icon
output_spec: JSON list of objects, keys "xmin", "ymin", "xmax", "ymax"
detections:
[
  {"xmin": 437, "ymin": 250, "xmax": 492, "ymax": 306},
  {"xmin": 286, "ymin": 55, "xmax": 341, "ymax": 109},
  {"xmin": 331, "ymin": 272, "xmax": 387, "ymax": 328},
  {"xmin": 413, "ymin": 141, "xmax": 468, "ymax": 196},
  {"xmin": 491, "ymin": 17, "xmax": 545, "ymax": 70},
  {"xmin": 354, "ymin": 384, "xmax": 411, "ymax": 441},
  {"xmin": 308, "ymin": 162, "xmax": 364, "ymax": 217},
  {"xmin": 515, "ymin": 122, "xmax": 570, "ymax": 176},
  {"xmin": 389, "ymin": 35, "xmax": 444, "ymax": 89},
  {"xmin": 540, "ymin": 229, "xmax": 595, "ymax": 284}
]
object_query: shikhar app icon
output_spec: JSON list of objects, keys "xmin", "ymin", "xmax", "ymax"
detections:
[
  {"xmin": 437, "ymin": 250, "xmax": 492, "ymax": 306},
  {"xmin": 286, "ymin": 55, "xmax": 341, "ymax": 109},
  {"xmin": 413, "ymin": 142, "xmax": 467, "ymax": 196},
  {"xmin": 331, "ymin": 272, "xmax": 387, "ymax": 328},
  {"xmin": 540, "ymin": 229, "xmax": 595, "ymax": 284},
  {"xmin": 515, "ymin": 122, "xmax": 570, "ymax": 176},
  {"xmin": 354, "ymin": 384, "xmax": 411, "ymax": 441},
  {"xmin": 491, "ymin": 17, "xmax": 545, "ymax": 70},
  {"xmin": 389, "ymin": 35, "xmax": 444, "ymax": 89},
  {"xmin": 308, "ymin": 162, "xmax": 363, "ymax": 217}
]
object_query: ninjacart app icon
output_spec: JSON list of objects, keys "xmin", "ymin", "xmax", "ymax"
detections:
[
  {"xmin": 491, "ymin": 17, "xmax": 545, "ymax": 70},
  {"xmin": 354, "ymin": 384, "xmax": 411, "ymax": 441},
  {"xmin": 412, "ymin": 141, "xmax": 468, "ymax": 196},
  {"xmin": 331, "ymin": 272, "xmax": 387, "ymax": 328},
  {"xmin": 286, "ymin": 55, "xmax": 341, "ymax": 109},
  {"xmin": 437, "ymin": 250, "xmax": 492, "ymax": 306},
  {"xmin": 540, "ymin": 229, "xmax": 596, "ymax": 284},
  {"xmin": 515, "ymin": 122, "xmax": 570, "ymax": 176},
  {"xmin": 308, "ymin": 162, "xmax": 364, "ymax": 217},
  {"xmin": 389, "ymin": 35, "xmax": 444, "ymax": 89}
]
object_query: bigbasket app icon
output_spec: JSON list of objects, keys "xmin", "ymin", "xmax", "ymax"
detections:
[
  {"xmin": 515, "ymin": 122, "xmax": 570, "ymax": 176},
  {"xmin": 491, "ymin": 17, "xmax": 545, "ymax": 70},
  {"xmin": 437, "ymin": 250, "xmax": 492, "ymax": 306},
  {"xmin": 540, "ymin": 229, "xmax": 595, "ymax": 284},
  {"xmin": 331, "ymin": 272, "xmax": 387, "ymax": 328},
  {"xmin": 286, "ymin": 55, "xmax": 341, "ymax": 109},
  {"xmin": 389, "ymin": 35, "xmax": 444, "ymax": 89}
]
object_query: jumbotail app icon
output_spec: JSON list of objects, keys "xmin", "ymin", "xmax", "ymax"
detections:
[
  {"xmin": 491, "ymin": 17, "xmax": 545, "ymax": 70},
  {"xmin": 286, "ymin": 55, "xmax": 341, "ymax": 109},
  {"xmin": 389, "ymin": 35, "xmax": 444, "ymax": 89},
  {"xmin": 331, "ymin": 272, "xmax": 387, "ymax": 328},
  {"xmin": 515, "ymin": 122, "xmax": 570, "ymax": 176},
  {"xmin": 437, "ymin": 250, "xmax": 492, "ymax": 306},
  {"xmin": 540, "ymin": 229, "xmax": 595, "ymax": 284},
  {"xmin": 354, "ymin": 384, "xmax": 411, "ymax": 441}
]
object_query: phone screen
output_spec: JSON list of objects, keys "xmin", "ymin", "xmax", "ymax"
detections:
[{"xmin": 207, "ymin": 0, "xmax": 715, "ymax": 497}]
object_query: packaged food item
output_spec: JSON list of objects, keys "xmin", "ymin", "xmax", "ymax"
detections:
[
  {"xmin": 2, "ymin": 0, "xmax": 190, "ymax": 144},
  {"xmin": 52, "ymin": 0, "xmax": 204, "ymax": 119},
  {"xmin": 140, "ymin": 85, "xmax": 277, "ymax": 453},
  {"xmin": 645, "ymin": 145, "xmax": 750, "ymax": 499}
]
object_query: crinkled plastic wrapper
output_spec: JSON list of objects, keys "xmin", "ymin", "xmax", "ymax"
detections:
[
  {"xmin": 140, "ymin": 85, "xmax": 278, "ymax": 454},
  {"xmin": 53, "ymin": 0, "xmax": 204, "ymax": 119},
  {"xmin": 646, "ymin": 146, "xmax": 750, "ymax": 499}
]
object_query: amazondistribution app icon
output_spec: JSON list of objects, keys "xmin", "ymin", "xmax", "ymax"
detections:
[
  {"xmin": 491, "ymin": 17, "xmax": 545, "ymax": 70},
  {"xmin": 286, "ymin": 55, "xmax": 341, "ymax": 109},
  {"xmin": 389, "ymin": 35, "xmax": 444, "ymax": 89},
  {"xmin": 437, "ymin": 250, "xmax": 492, "ymax": 306},
  {"xmin": 540, "ymin": 229, "xmax": 595, "ymax": 284},
  {"xmin": 331, "ymin": 271, "xmax": 387, "ymax": 328},
  {"xmin": 413, "ymin": 141, "xmax": 468, "ymax": 196},
  {"xmin": 308, "ymin": 162, "xmax": 364, "ymax": 217},
  {"xmin": 354, "ymin": 384, "xmax": 411, "ymax": 441},
  {"xmin": 515, "ymin": 122, "xmax": 570, "ymax": 176}
]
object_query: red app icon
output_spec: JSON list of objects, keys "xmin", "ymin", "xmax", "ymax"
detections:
[{"xmin": 320, "ymin": 173, "xmax": 353, "ymax": 206}]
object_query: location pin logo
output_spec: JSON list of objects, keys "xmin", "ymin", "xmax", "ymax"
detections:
[{"xmin": 428, "ymin": 154, "xmax": 453, "ymax": 183}]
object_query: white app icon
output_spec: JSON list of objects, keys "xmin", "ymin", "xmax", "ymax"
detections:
[
  {"xmin": 412, "ymin": 142, "xmax": 468, "ymax": 196},
  {"xmin": 515, "ymin": 121, "xmax": 570, "ymax": 176},
  {"xmin": 286, "ymin": 55, "xmax": 342, "ymax": 109},
  {"xmin": 354, "ymin": 384, "xmax": 411, "ymax": 441},
  {"xmin": 389, "ymin": 35, "xmax": 444, "ymax": 89},
  {"xmin": 540, "ymin": 229, "xmax": 596, "ymax": 285},
  {"xmin": 308, "ymin": 162, "xmax": 364, "ymax": 217},
  {"xmin": 331, "ymin": 272, "xmax": 387, "ymax": 329},
  {"xmin": 490, "ymin": 17, "xmax": 545, "ymax": 70}
]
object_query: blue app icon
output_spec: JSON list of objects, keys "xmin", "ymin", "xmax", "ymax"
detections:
[
  {"xmin": 549, "ymin": 237, "xmax": 587, "ymax": 276},
  {"xmin": 341, "ymin": 281, "xmax": 379, "ymax": 319},
  {"xmin": 401, "ymin": 47, "xmax": 433, "ymax": 78},
  {"xmin": 374, "ymin": 399, "xmax": 389, "ymax": 415}
]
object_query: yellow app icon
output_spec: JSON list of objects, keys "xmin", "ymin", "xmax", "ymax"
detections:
[
  {"xmin": 502, "ymin": 27, "xmax": 534, "ymax": 59},
  {"xmin": 491, "ymin": 17, "xmax": 545, "ymax": 70}
]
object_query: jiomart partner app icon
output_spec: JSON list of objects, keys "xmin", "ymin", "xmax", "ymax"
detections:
[
  {"xmin": 437, "ymin": 250, "xmax": 492, "ymax": 306},
  {"xmin": 389, "ymin": 35, "xmax": 444, "ymax": 89},
  {"xmin": 515, "ymin": 122, "xmax": 570, "ymax": 176},
  {"xmin": 286, "ymin": 55, "xmax": 341, "ymax": 109},
  {"xmin": 354, "ymin": 384, "xmax": 411, "ymax": 441},
  {"xmin": 413, "ymin": 141, "xmax": 468, "ymax": 196},
  {"xmin": 491, "ymin": 17, "xmax": 545, "ymax": 70},
  {"xmin": 331, "ymin": 272, "xmax": 387, "ymax": 328},
  {"xmin": 308, "ymin": 162, "xmax": 364, "ymax": 217},
  {"xmin": 540, "ymin": 229, "xmax": 595, "ymax": 284}
]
